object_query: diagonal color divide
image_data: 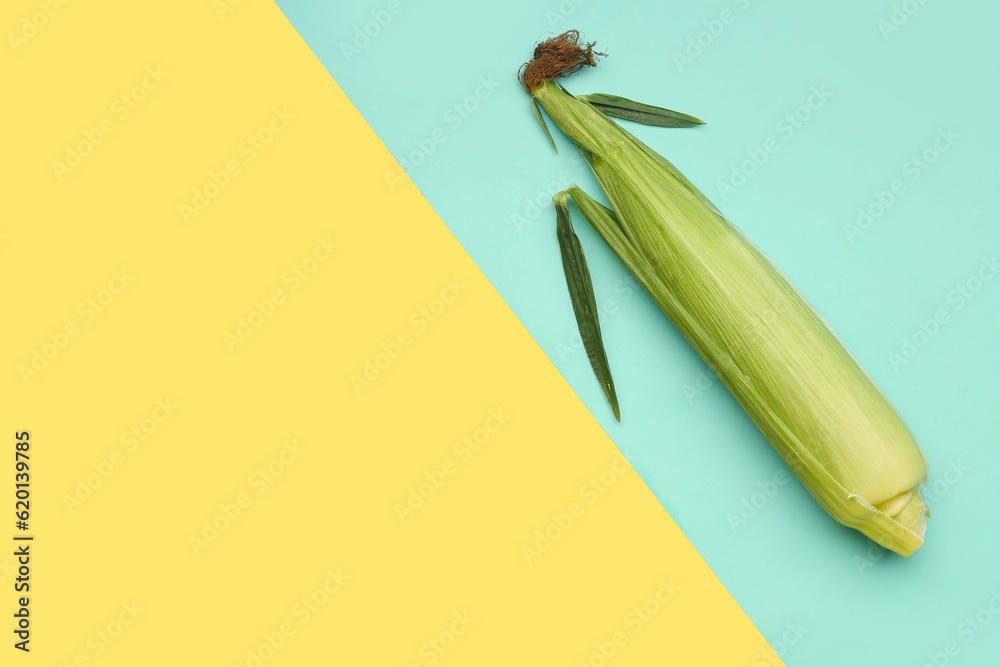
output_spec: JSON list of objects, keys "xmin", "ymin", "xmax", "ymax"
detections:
[{"xmin": 0, "ymin": 0, "xmax": 781, "ymax": 664}]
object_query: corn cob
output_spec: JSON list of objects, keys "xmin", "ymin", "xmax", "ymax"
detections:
[{"xmin": 524, "ymin": 31, "xmax": 930, "ymax": 556}]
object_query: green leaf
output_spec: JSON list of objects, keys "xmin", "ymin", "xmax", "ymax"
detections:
[
  {"xmin": 579, "ymin": 93, "xmax": 705, "ymax": 127},
  {"xmin": 553, "ymin": 191, "xmax": 620, "ymax": 421},
  {"xmin": 532, "ymin": 97, "xmax": 558, "ymax": 153}
]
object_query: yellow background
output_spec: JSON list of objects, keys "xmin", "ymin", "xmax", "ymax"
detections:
[{"xmin": 1, "ymin": 1, "xmax": 781, "ymax": 664}]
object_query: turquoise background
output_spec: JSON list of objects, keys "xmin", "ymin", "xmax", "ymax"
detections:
[{"xmin": 276, "ymin": 0, "xmax": 1000, "ymax": 664}]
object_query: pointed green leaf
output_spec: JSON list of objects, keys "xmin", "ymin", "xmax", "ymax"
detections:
[
  {"xmin": 553, "ymin": 191, "xmax": 620, "ymax": 421},
  {"xmin": 531, "ymin": 97, "xmax": 558, "ymax": 153},
  {"xmin": 579, "ymin": 93, "xmax": 705, "ymax": 127}
]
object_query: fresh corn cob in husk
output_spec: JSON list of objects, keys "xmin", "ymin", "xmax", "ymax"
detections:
[{"xmin": 523, "ymin": 31, "xmax": 930, "ymax": 556}]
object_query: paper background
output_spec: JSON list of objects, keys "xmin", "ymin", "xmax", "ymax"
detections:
[
  {"xmin": 2, "ymin": 0, "xmax": 782, "ymax": 664},
  {"xmin": 275, "ymin": 0, "xmax": 1000, "ymax": 665}
]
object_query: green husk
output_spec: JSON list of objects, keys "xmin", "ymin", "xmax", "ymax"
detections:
[
  {"xmin": 523, "ymin": 32, "xmax": 930, "ymax": 556},
  {"xmin": 578, "ymin": 93, "xmax": 706, "ymax": 128},
  {"xmin": 554, "ymin": 191, "xmax": 620, "ymax": 421},
  {"xmin": 532, "ymin": 97, "xmax": 558, "ymax": 152}
]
